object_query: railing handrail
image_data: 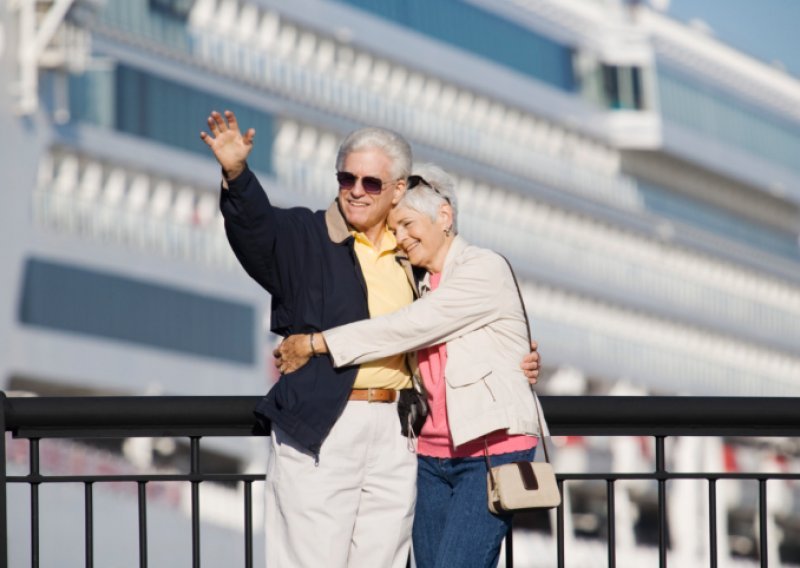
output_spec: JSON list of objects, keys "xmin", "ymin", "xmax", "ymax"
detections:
[
  {"xmin": 0, "ymin": 393, "xmax": 267, "ymax": 438},
  {"xmin": 4, "ymin": 393, "xmax": 800, "ymax": 438}
]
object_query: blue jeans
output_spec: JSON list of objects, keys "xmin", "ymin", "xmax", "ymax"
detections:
[{"xmin": 412, "ymin": 447, "xmax": 537, "ymax": 568}]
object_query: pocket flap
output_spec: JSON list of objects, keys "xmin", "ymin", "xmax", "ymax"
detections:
[{"xmin": 445, "ymin": 358, "xmax": 492, "ymax": 387}]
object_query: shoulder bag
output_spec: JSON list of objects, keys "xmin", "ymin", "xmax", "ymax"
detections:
[{"xmin": 485, "ymin": 257, "xmax": 561, "ymax": 513}]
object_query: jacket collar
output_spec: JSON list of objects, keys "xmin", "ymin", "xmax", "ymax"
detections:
[
  {"xmin": 325, "ymin": 199, "xmax": 419, "ymax": 297},
  {"xmin": 395, "ymin": 254, "xmax": 419, "ymax": 299},
  {"xmin": 419, "ymin": 235, "xmax": 467, "ymax": 295},
  {"xmin": 442, "ymin": 235, "xmax": 468, "ymax": 276},
  {"xmin": 325, "ymin": 199, "xmax": 352, "ymax": 243}
]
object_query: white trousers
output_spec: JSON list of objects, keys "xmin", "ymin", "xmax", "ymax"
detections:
[{"xmin": 265, "ymin": 400, "xmax": 417, "ymax": 568}]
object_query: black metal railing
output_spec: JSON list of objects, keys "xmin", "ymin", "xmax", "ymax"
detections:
[{"xmin": 3, "ymin": 393, "xmax": 800, "ymax": 568}]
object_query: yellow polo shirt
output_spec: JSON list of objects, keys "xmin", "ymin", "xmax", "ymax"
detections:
[{"xmin": 351, "ymin": 228, "xmax": 414, "ymax": 390}]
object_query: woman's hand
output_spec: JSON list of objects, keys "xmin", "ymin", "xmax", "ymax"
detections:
[{"xmin": 273, "ymin": 334, "xmax": 314, "ymax": 375}]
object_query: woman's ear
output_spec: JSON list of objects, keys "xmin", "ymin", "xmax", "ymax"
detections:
[{"xmin": 438, "ymin": 202, "xmax": 454, "ymax": 231}]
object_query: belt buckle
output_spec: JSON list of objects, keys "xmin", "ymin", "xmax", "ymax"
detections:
[{"xmin": 367, "ymin": 388, "xmax": 378, "ymax": 402}]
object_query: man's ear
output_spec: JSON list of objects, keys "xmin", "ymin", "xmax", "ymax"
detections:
[{"xmin": 391, "ymin": 178, "xmax": 407, "ymax": 205}]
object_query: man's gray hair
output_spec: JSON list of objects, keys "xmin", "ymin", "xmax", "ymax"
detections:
[
  {"xmin": 399, "ymin": 162, "xmax": 459, "ymax": 235},
  {"xmin": 336, "ymin": 127, "xmax": 412, "ymax": 180}
]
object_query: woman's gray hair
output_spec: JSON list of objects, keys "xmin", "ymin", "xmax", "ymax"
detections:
[
  {"xmin": 336, "ymin": 127, "xmax": 412, "ymax": 181},
  {"xmin": 399, "ymin": 162, "xmax": 459, "ymax": 235}
]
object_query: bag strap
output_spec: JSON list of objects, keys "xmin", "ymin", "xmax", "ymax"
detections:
[
  {"xmin": 484, "ymin": 439, "xmax": 497, "ymax": 489},
  {"xmin": 498, "ymin": 255, "xmax": 552, "ymax": 464}
]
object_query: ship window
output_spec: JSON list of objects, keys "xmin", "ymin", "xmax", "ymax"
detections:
[
  {"xmin": 18, "ymin": 258, "xmax": 256, "ymax": 365},
  {"xmin": 334, "ymin": 0, "xmax": 576, "ymax": 91},
  {"xmin": 658, "ymin": 66, "xmax": 800, "ymax": 176},
  {"xmin": 149, "ymin": 0, "xmax": 194, "ymax": 20},
  {"xmin": 601, "ymin": 64, "xmax": 644, "ymax": 110},
  {"xmin": 69, "ymin": 65, "xmax": 275, "ymax": 174}
]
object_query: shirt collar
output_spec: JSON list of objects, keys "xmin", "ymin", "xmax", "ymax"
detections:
[{"xmin": 351, "ymin": 226, "xmax": 398, "ymax": 254}]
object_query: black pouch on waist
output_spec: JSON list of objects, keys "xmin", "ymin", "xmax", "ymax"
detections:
[{"xmin": 397, "ymin": 388, "xmax": 429, "ymax": 437}]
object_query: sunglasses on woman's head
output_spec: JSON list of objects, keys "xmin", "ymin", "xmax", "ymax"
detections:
[
  {"xmin": 407, "ymin": 175, "xmax": 431, "ymax": 190},
  {"xmin": 407, "ymin": 174, "xmax": 450, "ymax": 204},
  {"xmin": 336, "ymin": 171, "xmax": 387, "ymax": 194}
]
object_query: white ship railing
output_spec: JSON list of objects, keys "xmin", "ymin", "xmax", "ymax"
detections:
[
  {"xmin": 31, "ymin": 143, "xmax": 800, "ymax": 396},
  {"xmin": 88, "ymin": 0, "xmax": 641, "ymax": 213}
]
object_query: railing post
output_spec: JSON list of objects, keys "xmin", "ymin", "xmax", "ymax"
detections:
[
  {"xmin": 138, "ymin": 481, "xmax": 148, "ymax": 568},
  {"xmin": 244, "ymin": 481, "xmax": 253, "ymax": 568},
  {"xmin": 0, "ymin": 393, "xmax": 7, "ymax": 568},
  {"xmin": 190, "ymin": 436, "xmax": 201, "ymax": 568},
  {"xmin": 85, "ymin": 482, "xmax": 93, "ymax": 568},
  {"xmin": 655, "ymin": 436, "xmax": 667, "ymax": 568},
  {"xmin": 708, "ymin": 478, "xmax": 717, "ymax": 568},
  {"xmin": 607, "ymin": 479, "xmax": 616, "ymax": 568},
  {"xmin": 557, "ymin": 478, "xmax": 565, "ymax": 568},
  {"xmin": 30, "ymin": 438, "xmax": 40, "ymax": 568},
  {"xmin": 504, "ymin": 522, "xmax": 513, "ymax": 568},
  {"xmin": 758, "ymin": 479, "xmax": 768, "ymax": 568}
]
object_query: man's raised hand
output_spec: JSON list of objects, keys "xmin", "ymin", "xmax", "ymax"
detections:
[{"xmin": 200, "ymin": 110, "xmax": 255, "ymax": 181}]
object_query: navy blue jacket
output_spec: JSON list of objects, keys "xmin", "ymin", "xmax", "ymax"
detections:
[{"xmin": 220, "ymin": 167, "xmax": 416, "ymax": 453}]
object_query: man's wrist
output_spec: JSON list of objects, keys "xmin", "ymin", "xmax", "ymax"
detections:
[
  {"xmin": 222, "ymin": 163, "xmax": 247, "ymax": 182},
  {"xmin": 309, "ymin": 333, "xmax": 328, "ymax": 356}
]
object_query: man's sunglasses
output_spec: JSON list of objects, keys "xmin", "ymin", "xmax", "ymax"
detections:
[
  {"xmin": 336, "ymin": 171, "xmax": 389, "ymax": 194},
  {"xmin": 407, "ymin": 174, "xmax": 450, "ymax": 204}
]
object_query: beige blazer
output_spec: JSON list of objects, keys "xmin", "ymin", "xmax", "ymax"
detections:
[{"xmin": 323, "ymin": 236, "xmax": 545, "ymax": 448}]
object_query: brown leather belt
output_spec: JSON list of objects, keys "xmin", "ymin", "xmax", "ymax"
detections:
[{"xmin": 348, "ymin": 388, "xmax": 397, "ymax": 403}]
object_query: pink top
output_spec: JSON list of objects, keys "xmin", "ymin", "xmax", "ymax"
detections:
[{"xmin": 416, "ymin": 273, "xmax": 537, "ymax": 458}]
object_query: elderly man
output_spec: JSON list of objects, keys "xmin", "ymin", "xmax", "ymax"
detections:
[{"xmin": 201, "ymin": 111, "xmax": 539, "ymax": 568}]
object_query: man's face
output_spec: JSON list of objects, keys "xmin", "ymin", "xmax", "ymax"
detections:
[{"xmin": 338, "ymin": 149, "xmax": 405, "ymax": 236}]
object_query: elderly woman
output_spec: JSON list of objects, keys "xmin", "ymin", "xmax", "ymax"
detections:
[{"xmin": 276, "ymin": 163, "xmax": 545, "ymax": 568}]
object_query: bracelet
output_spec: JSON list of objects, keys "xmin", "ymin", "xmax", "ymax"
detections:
[{"xmin": 309, "ymin": 333, "xmax": 318, "ymax": 357}]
